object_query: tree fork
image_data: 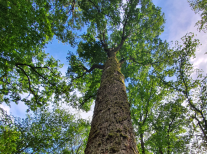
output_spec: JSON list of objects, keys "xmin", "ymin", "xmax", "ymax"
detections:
[{"xmin": 85, "ymin": 56, "xmax": 139, "ymax": 154}]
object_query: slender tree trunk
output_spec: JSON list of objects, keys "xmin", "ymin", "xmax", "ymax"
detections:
[
  {"xmin": 167, "ymin": 131, "xmax": 170, "ymax": 154},
  {"xmin": 85, "ymin": 56, "xmax": 139, "ymax": 154},
  {"xmin": 159, "ymin": 148, "xmax": 163, "ymax": 154},
  {"xmin": 140, "ymin": 133, "xmax": 145, "ymax": 154}
]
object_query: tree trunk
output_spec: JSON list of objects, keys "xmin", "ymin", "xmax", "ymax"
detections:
[
  {"xmin": 85, "ymin": 56, "xmax": 139, "ymax": 154},
  {"xmin": 159, "ymin": 148, "xmax": 163, "ymax": 154},
  {"xmin": 140, "ymin": 133, "xmax": 145, "ymax": 154}
]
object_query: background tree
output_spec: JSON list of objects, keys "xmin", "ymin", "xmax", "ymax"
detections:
[
  {"xmin": 0, "ymin": 107, "xmax": 21, "ymax": 153},
  {"xmin": 128, "ymin": 67, "xmax": 167, "ymax": 154},
  {"xmin": 0, "ymin": 106, "xmax": 90, "ymax": 153},
  {"xmin": 147, "ymin": 97, "xmax": 190, "ymax": 154},
  {"xmin": 158, "ymin": 32, "xmax": 207, "ymax": 153},
  {"xmin": 127, "ymin": 32, "xmax": 203, "ymax": 154},
  {"xmin": 188, "ymin": 0, "xmax": 207, "ymax": 32}
]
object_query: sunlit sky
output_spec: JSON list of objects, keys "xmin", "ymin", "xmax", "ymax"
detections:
[{"xmin": 1, "ymin": 0, "xmax": 207, "ymax": 120}]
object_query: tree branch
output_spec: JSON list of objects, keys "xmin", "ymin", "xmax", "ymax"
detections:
[
  {"xmin": 72, "ymin": 64, "xmax": 104, "ymax": 81},
  {"xmin": 119, "ymin": 58, "xmax": 126, "ymax": 67},
  {"xmin": 119, "ymin": 56, "xmax": 159, "ymax": 67},
  {"xmin": 143, "ymin": 81, "xmax": 154, "ymax": 124},
  {"xmin": 179, "ymin": 58, "xmax": 207, "ymax": 127},
  {"xmin": 87, "ymin": 0, "xmax": 113, "ymax": 18},
  {"xmin": 113, "ymin": 35, "xmax": 130, "ymax": 53},
  {"xmin": 192, "ymin": 114, "xmax": 207, "ymax": 141},
  {"xmin": 80, "ymin": 92, "xmax": 97, "ymax": 107},
  {"xmin": 15, "ymin": 63, "xmax": 57, "ymax": 86},
  {"xmin": 15, "ymin": 64, "xmax": 39, "ymax": 105},
  {"xmin": 111, "ymin": 0, "xmax": 139, "ymax": 54},
  {"xmin": 168, "ymin": 113, "xmax": 177, "ymax": 133},
  {"xmin": 98, "ymin": 30, "xmax": 109, "ymax": 52},
  {"xmin": 80, "ymin": 64, "xmax": 104, "ymax": 73}
]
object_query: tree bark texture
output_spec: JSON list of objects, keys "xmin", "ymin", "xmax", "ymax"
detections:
[{"xmin": 85, "ymin": 56, "xmax": 139, "ymax": 154}]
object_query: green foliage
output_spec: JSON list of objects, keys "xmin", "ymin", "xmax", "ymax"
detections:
[
  {"xmin": 0, "ymin": 0, "xmax": 85, "ymax": 111},
  {"xmin": 0, "ymin": 0, "xmax": 206, "ymax": 153},
  {"xmin": 0, "ymin": 125, "xmax": 20, "ymax": 153},
  {"xmin": 147, "ymin": 98, "xmax": 190, "ymax": 154},
  {"xmin": 188, "ymin": 0, "xmax": 207, "ymax": 32},
  {"xmin": 128, "ymin": 32, "xmax": 204, "ymax": 153},
  {"xmin": 66, "ymin": 0, "xmax": 166, "ymax": 110},
  {"xmin": 0, "ymin": 107, "xmax": 90, "ymax": 153},
  {"xmin": 0, "ymin": 108, "xmax": 20, "ymax": 153}
]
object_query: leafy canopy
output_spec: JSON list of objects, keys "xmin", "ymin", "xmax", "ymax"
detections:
[
  {"xmin": 67, "ymin": 0, "xmax": 169, "ymax": 111},
  {"xmin": 0, "ymin": 0, "xmax": 84, "ymax": 111}
]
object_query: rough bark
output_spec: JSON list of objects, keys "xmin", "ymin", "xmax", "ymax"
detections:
[{"xmin": 85, "ymin": 56, "xmax": 139, "ymax": 154}]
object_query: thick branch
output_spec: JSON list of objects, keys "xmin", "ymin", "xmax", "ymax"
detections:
[
  {"xmin": 81, "ymin": 64, "xmax": 104, "ymax": 73},
  {"xmin": 113, "ymin": 35, "xmax": 129, "ymax": 53},
  {"xmin": 80, "ymin": 92, "xmax": 97, "ymax": 107},
  {"xmin": 111, "ymin": 0, "xmax": 140, "ymax": 54},
  {"xmin": 102, "ymin": 5, "xmax": 132, "ymax": 55},
  {"xmin": 72, "ymin": 64, "xmax": 104, "ymax": 81}
]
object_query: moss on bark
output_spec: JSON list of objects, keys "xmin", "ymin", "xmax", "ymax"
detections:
[{"xmin": 85, "ymin": 56, "xmax": 139, "ymax": 154}]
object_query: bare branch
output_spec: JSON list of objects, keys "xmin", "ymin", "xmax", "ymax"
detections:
[
  {"xmin": 80, "ymin": 64, "xmax": 104, "ymax": 73},
  {"xmin": 72, "ymin": 64, "xmax": 104, "ymax": 81}
]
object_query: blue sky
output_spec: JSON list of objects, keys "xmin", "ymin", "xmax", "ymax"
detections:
[{"xmin": 1, "ymin": 0, "xmax": 207, "ymax": 120}]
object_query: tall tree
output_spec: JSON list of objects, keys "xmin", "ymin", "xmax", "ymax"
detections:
[
  {"xmin": 66, "ymin": 0, "xmax": 172, "ymax": 153},
  {"xmin": 128, "ymin": 67, "xmax": 167, "ymax": 154},
  {"xmin": 158, "ymin": 32, "xmax": 207, "ymax": 152},
  {"xmin": 127, "ymin": 33, "xmax": 200, "ymax": 154},
  {"xmin": 147, "ymin": 97, "xmax": 190, "ymax": 154}
]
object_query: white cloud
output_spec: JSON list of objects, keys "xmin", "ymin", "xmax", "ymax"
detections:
[
  {"xmin": 0, "ymin": 103, "xmax": 10, "ymax": 115},
  {"xmin": 153, "ymin": 0, "xmax": 207, "ymax": 78}
]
